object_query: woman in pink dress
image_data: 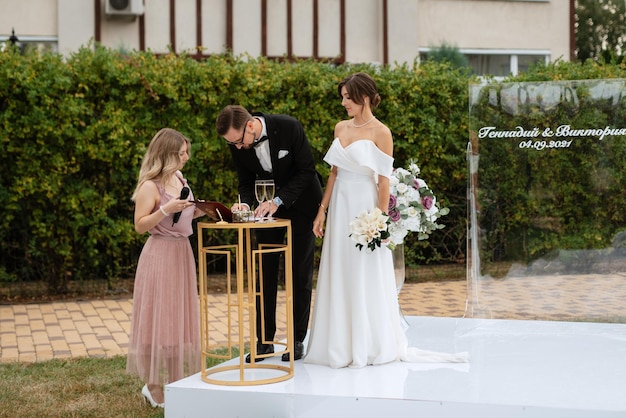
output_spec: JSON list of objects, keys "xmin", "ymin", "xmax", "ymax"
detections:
[{"xmin": 126, "ymin": 128, "xmax": 205, "ymax": 408}]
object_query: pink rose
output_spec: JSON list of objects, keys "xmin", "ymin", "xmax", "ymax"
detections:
[
  {"xmin": 422, "ymin": 195, "xmax": 434, "ymax": 210},
  {"xmin": 388, "ymin": 194, "xmax": 397, "ymax": 211},
  {"xmin": 389, "ymin": 208, "xmax": 401, "ymax": 222}
]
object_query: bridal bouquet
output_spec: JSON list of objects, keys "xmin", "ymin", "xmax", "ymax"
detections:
[
  {"xmin": 349, "ymin": 207, "xmax": 391, "ymax": 252},
  {"xmin": 387, "ymin": 161, "xmax": 449, "ymax": 250}
]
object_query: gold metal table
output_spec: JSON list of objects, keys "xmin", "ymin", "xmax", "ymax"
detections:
[{"xmin": 197, "ymin": 219, "xmax": 294, "ymax": 385}]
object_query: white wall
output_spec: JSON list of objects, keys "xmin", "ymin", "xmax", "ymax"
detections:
[
  {"xmin": 316, "ymin": 0, "xmax": 341, "ymax": 58},
  {"xmin": 389, "ymin": 0, "xmax": 420, "ymax": 65},
  {"xmin": 418, "ymin": 0, "xmax": 570, "ymax": 62},
  {"xmin": 0, "ymin": 0, "xmax": 571, "ymax": 66},
  {"xmin": 58, "ymin": 0, "xmax": 94, "ymax": 55},
  {"xmin": 0, "ymin": 0, "xmax": 57, "ymax": 37},
  {"xmin": 143, "ymin": 1, "xmax": 169, "ymax": 53}
]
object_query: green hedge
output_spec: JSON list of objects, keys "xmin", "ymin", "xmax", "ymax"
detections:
[
  {"xmin": 471, "ymin": 66, "xmax": 626, "ymax": 268},
  {"xmin": 1, "ymin": 44, "xmax": 625, "ymax": 293}
]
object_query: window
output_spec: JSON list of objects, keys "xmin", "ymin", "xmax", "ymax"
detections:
[
  {"xmin": 0, "ymin": 35, "xmax": 58, "ymax": 54},
  {"xmin": 420, "ymin": 48, "xmax": 549, "ymax": 77},
  {"xmin": 467, "ymin": 54, "xmax": 547, "ymax": 77}
]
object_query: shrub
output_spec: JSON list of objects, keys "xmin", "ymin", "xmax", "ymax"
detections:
[{"xmin": 1, "ymin": 45, "xmax": 624, "ymax": 293}]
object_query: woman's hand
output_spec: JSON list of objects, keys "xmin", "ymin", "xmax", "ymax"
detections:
[
  {"xmin": 312, "ymin": 211, "xmax": 326, "ymax": 238},
  {"xmin": 162, "ymin": 197, "xmax": 194, "ymax": 215}
]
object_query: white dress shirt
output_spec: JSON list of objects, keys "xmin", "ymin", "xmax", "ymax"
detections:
[{"xmin": 254, "ymin": 117, "xmax": 272, "ymax": 173}]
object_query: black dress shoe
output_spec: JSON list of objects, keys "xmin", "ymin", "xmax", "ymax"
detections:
[
  {"xmin": 282, "ymin": 341, "xmax": 304, "ymax": 362},
  {"xmin": 245, "ymin": 343, "xmax": 274, "ymax": 363}
]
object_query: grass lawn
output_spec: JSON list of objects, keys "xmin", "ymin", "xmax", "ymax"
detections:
[{"xmin": 0, "ymin": 352, "xmax": 233, "ymax": 418}]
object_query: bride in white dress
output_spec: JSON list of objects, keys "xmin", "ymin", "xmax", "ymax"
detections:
[{"xmin": 304, "ymin": 72, "xmax": 468, "ymax": 369}]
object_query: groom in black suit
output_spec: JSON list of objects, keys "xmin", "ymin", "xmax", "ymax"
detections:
[{"xmin": 216, "ymin": 105, "xmax": 323, "ymax": 362}]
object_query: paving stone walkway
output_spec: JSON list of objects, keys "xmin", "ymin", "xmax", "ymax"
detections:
[{"xmin": 1, "ymin": 275, "xmax": 624, "ymax": 363}]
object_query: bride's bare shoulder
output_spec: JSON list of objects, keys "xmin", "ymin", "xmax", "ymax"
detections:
[
  {"xmin": 335, "ymin": 119, "xmax": 351, "ymax": 130},
  {"xmin": 373, "ymin": 121, "xmax": 392, "ymax": 136},
  {"xmin": 373, "ymin": 123, "xmax": 393, "ymax": 154},
  {"xmin": 334, "ymin": 120, "xmax": 350, "ymax": 136}
]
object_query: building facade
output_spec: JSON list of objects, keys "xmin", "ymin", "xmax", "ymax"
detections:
[{"xmin": 0, "ymin": 0, "xmax": 573, "ymax": 76}]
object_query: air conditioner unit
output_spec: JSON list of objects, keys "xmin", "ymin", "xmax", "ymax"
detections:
[{"xmin": 105, "ymin": 0, "xmax": 144, "ymax": 16}]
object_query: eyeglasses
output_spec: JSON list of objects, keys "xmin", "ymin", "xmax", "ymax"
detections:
[{"xmin": 226, "ymin": 123, "xmax": 248, "ymax": 147}]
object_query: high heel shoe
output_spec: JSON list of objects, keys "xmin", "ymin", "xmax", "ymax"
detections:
[{"xmin": 142, "ymin": 384, "xmax": 164, "ymax": 408}]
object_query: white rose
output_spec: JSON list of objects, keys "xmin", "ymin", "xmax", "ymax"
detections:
[
  {"xmin": 396, "ymin": 183, "xmax": 409, "ymax": 194},
  {"xmin": 407, "ymin": 189, "xmax": 421, "ymax": 201},
  {"xmin": 406, "ymin": 206, "xmax": 419, "ymax": 217}
]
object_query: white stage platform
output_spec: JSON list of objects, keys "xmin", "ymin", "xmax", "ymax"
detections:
[{"xmin": 165, "ymin": 316, "xmax": 626, "ymax": 417}]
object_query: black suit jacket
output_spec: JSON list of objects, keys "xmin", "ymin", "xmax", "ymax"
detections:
[{"xmin": 229, "ymin": 112, "xmax": 322, "ymax": 221}]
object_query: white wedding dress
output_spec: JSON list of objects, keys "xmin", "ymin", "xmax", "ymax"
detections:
[{"xmin": 304, "ymin": 138, "xmax": 468, "ymax": 369}]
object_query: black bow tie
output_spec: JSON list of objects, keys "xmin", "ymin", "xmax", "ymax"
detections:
[{"xmin": 253, "ymin": 135, "xmax": 269, "ymax": 147}]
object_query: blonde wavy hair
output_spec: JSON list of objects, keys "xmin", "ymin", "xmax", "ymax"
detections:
[{"xmin": 132, "ymin": 128, "xmax": 191, "ymax": 201}]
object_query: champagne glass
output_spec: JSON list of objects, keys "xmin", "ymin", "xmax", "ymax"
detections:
[
  {"xmin": 264, "ymin": 179, "xmax": 275, "ymax": 221},
  {"xmin": 254, "ymin": 180, "xmax": 266, "ymax": 222}
]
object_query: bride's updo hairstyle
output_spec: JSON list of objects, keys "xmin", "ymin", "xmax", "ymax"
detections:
[{"xmin": 337, "ymin": 72, "xmax": 382, "ymax": 110}]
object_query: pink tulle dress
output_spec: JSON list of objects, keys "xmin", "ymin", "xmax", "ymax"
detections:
[{"xmin": 126, "ymin": 174, "xmax": 201, "ymax": 386}]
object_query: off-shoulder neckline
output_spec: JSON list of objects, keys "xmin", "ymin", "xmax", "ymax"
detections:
[{"xmin": 335, "ymin": 137, "xmax": 376, "ymax": 149}]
